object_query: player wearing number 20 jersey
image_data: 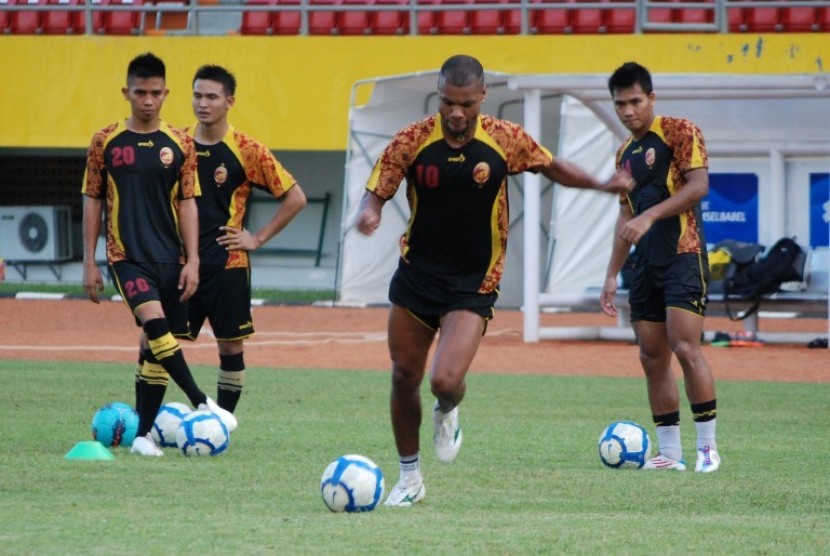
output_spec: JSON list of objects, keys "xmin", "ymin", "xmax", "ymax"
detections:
[{"xmin": 82, "ymin": 120, "xmax": 201, "ymax": 265}]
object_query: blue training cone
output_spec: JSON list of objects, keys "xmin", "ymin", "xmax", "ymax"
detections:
[{"xmin": 65, "ymin": 441, "xmax": 115, "ymax": 461}]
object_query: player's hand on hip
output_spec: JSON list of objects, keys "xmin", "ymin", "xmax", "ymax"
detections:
[{"xmin": 218, "ymin": 226, "xmax": 260, "ymax": 251}]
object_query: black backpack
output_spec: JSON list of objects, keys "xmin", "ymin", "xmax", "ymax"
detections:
[{"xmin": 723, "ymin": 237, "xmax": 806, "ymax": 320}]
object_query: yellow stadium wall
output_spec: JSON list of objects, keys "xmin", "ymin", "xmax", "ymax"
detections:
[{"xmin": 0, "ymin": 34, "xmax": 827, "ymax": 150}]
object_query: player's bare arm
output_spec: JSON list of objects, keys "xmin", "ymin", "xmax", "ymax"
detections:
[
  {"xmin": 81, "ymin": 196, "xmax": 105, "ymax": 304},
  {"xmin": 218, "ymin": 184, "xmax": 308, "ymax": 252},
  {"xmin": 601, "ymin": 203, "xmax": 634, "ymax": 318},
  {"xmin": 619, "ymin": 167, "xmax": 708, "ymax": 244},
  {"xmin": 177, "ymin": 197, "xmax": 200, "ymax": 301},
  {"xmin": 543, "ymin": 159, "xmax": 634, "ymax": 194},
  {"xmin": 356, "ymin": 190, "xmax": 385, "ymax": 236}
]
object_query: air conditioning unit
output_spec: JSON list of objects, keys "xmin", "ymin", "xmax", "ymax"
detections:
[{"xmin": 0, "ymin": 206, "xmax": 72, "ymax": 262}]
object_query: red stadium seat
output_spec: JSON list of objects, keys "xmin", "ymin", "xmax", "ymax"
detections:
[
  {"xmin": 416, "ymin": 0, "xmax": 439, "ymax": 34},
  {"xmin": 42, "ymin": 0, "xmax": 84, "ymax": 34},
  {"xmin": 272, "ymin": 0, "xmax": 300, "ymax": 34},
  {"xmin": 646, "ymin": 0, "xmax": 676, "ymax": 26},
  {"xmin": 469, "ymin": 0, "xmax": 505, "ymax": 34},
  {"xmin": 503, "ymin": 0, "xmax": 535, "ymax": 34},
  {"xmin": 605, "ymin": 0, "xmax": 635, "ymax": 33},
  {"xmin": 240, "ymin": 0, "xmax": 275, "ymax": 34},
  {"xmin": 10, "ymin": 0, "xmax": 46, "ymax": 34},
  {"xmin": 744, "ymin": 5, "xmax": 781, "ymax": 32},
  {"xmin": 340, "ymin": 0, "xmax": 372, "ymax": 34},
  {"xmin": 726, "ymin": 4, "xmax": 745, "ymax": 31},
  {"xmin": 0, "ymin": 0, "xmax": 19, "ymax": 33},
  {"xmin": 371, "ymin": 0, "xmax": 408, "ymax": 34},
  {"xmin": 433, "ymin": 0, "xmax": 472, "ymax": 34},
  {"xmin": 675, "ymin": 0, "xmax": 714, "ymax": 25},
  {"xmin": 308, "ymin": 0, "xmax": 341, "ymax": 34},
  {"xmin": 532, "ymin": 0, "xmax": 573, "ymax": 34},
  {"xmin": 818, "ymin": 7, "xmax": 830, "ymax": 31},
  {"xmin": 781, "ymin": 6, "xmax": 817, "ymax": 32},
  {"xmin": 570, "ymin": 0, "xmax": 603, "ymax": 33},
  {"xmin": 102, "ymin": 0, "xmax": 145, "ymax": 34}
]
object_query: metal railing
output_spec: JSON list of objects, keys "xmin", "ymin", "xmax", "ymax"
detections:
[{"xmin": 1, "ymin": 0, "xmax": 828, "ymax": 36}]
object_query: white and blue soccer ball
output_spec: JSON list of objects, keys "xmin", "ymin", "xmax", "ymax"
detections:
[
  {"xmin": 598, "ymin": 421, "xmax": 652, "ymax": 469},
  {"xmin": 151, "ymin": 402, "xmax": 192, "ymax": 448},
  {"xmin": 91, "ymin": 402, "xmax": 139, "ymax": 448},
  {"xmin": 176, "ymin": 410, "xmax": 229, "ymax": 457},
  {"xmin": 320, "ymin": 454, "xmax": 385, "ymax": 513}
]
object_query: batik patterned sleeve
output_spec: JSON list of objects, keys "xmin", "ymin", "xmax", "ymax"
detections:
[
  {"xmin": 237, "ymin": 131, "xmax": 298, "ymax": 198},
  {"xmin": 177, "ymin": 132, "xmax": 201, "ymax": 199},
  {"xmin": 663, "ymin": 117, "xmax": 708, "ymax": 173},
  {"xmin": 81, "ymin": 125, "xmax": 115, "ymax": 199},
  {"xmin": 365, "ymin": 117, "xmax": 436, "ymax": 200}
]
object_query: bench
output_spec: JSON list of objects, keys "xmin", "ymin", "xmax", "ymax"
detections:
[{"xmin": 538, "ymin": 247, "xmax": 829, "ymax": 345}]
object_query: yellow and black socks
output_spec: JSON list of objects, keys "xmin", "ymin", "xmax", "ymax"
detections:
[
  {"xmin": 143, "ymin": 318, "xmax": 207, "ymax": 408},
  {"xmin": 217, "ymin": 352, "xmax": 245, "ymax": 413},
  {"xmin": 136, "ymin": 349, "xmax": 169, "ymax": 436}
]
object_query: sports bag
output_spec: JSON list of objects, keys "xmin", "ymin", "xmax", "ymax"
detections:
[{"xmin": 723, "ymin": 237, "xmax": 806, "ymax": 320}]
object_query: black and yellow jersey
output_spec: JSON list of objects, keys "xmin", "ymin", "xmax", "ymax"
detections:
[
  {"xmin": 187, "ymin": 125, "xmax": 298, "ymax": 269},
  {"xmin": 367, "ymin": 113, "xmax": 554, "ymax": 295},
  {"xmin": 82, "ymin": 119, "xmax": 200, "ymax": 264},
  {"xmin": 616, "ymin": 115, "xmax": 709, "ymax": 264}
]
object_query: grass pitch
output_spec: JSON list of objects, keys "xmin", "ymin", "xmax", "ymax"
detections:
[{"xmin": 0, "ymin": 360, "xmax": 827, "ymax": 555}]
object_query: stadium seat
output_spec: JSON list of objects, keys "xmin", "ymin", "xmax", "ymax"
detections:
[
  {"xmin": 781, "ymin": 6, "xmax": 818, "ymax": 32},
  {"xmin": 371, "ymin": 0, "xmax": 408, "ymax": 34},
  {"xmin": 240, "ymin": 0, "xmax": 275, "ymax": 34},
  {"xmin": 0, "ymin": 0, "xmax": 19, "ymax": 33},
  {"xmin": 10, "ymin": 0, "xmax": 46, "ymax": 34},
  {"xmin": 151, "ymin": 0, "xmax": 189, "ymax": 32},
  {"xmin": 433, "ymin": 0, "xmax": 472, "ymax": 34},
  {"xmin": 273, "ymin": 0, "xmax": 300, "ymax": 34},
  {"xmin": 532, "ymin": 0, "xmax": 573, "ymax": 34},
  {"xmin": 308, "ymin": 0, "xmax": 342, "ymax": 34},
  {"xmin": 570, "ymin": 0, "xmax": 603, "ymax": 33},
  {"xmin": 726, "ymin": 4, "xmax": 745, "ymax": 31},
  {"xmin": 743, "ymin": 5, "xmax": 781, "ymax": 32},
  {"xmin": 42, "ymin": 0, "xmax": 84, "ymax": 34},
  {"xmin": 102, "ymin": 0, "xmax": 145, "ymax": 34},
  {"xmin": 818, "ymin": 7, "xmax": 830, "ymax": 31},
  {"xmin": 416, "ymin": 0, "xmax": 439, "ymax": 34},
  {"xmin": 339, "ymin": 0, "xmax": 372, "ymax": 34},
  {"xmin": 469, "ymin": 0, "xmax": 505, "ymax": 34},
  {"xmin": 604, "ymin": 0, "xmax": 635, "ymax": 33},
  {"xmin": 645, "ymin": 0, "xmax": 676, "ymax": 26},
  {"xmin": 675, "ymin": 0, "xmax": 714, "ymax": 25},
  {"xmin": 503, "ymin": 0, "xmax": 534, "ymax": 34}
]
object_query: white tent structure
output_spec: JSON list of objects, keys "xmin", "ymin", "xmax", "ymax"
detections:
[{"xmin": 336, "ymin": 71, "xmax": 830, "ymax": 343}]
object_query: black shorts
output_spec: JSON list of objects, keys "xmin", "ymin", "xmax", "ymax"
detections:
[
  {"xmin": 185, "ymin": 266, "xmax": 253, "ymax": 341},
  {"xmin": 627, "ymin": 252, "xmax": 709, "ymax": 322},
  {"xmin": 389, "ymin": 260, "xmax": 497, "ymax": 332},
  {"xmin": 110, "ymin": 260, "xmax": 189, "ymax": 335}
]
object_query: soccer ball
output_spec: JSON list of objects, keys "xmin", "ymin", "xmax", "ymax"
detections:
[
  {"xmin": 151, "ymin": 402, "xmax": 192, "ymax": 447},
  {"xmin": 91, "ymin": 402, "xmax": 139, "ymax": 448},
  {"xmin": 598, "ymin": 421, "xmax": 652, "ymax": 469},
  {"xmin": 176, "ymin": 410, "xmax": 229, "ymax": 457},
  {"xmin": 320, "ymin": 454, "xmax": 385, "ymax": 513}
]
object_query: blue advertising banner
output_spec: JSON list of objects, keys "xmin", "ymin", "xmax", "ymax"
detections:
[
  {"xmin": 810, "ymin": 173, "xmax": 829, "ymax": 248},
  {"xmin": 701, "ymin": 173, "xmax": 759, "ymax": 244}
]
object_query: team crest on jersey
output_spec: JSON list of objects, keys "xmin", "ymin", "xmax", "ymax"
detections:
[
  {"xmin": 214, "ymin": 164, "xmax": 228, "ymax": 186},
  {"xmin": 159, "ymin": 147, "xmax": 174, "ymax": 167},
  {"xmin": 472, "ymin": 162, "xmax": 490, "ymax": 186},
  {"xmin": 645, "ymin": 147, "xmax": 656, "ymax": 168}
]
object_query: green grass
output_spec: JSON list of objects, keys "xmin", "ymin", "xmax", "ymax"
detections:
[
  {"xmin": 0, "ymin": 360, "xmax": 828, "ymax": 555},
  {"xmin": 0, "ymin": 282, "xmax": 328, "ymax": 304}
]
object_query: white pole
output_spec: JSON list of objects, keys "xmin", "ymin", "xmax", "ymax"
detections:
[
  {"xmin": 522, "ymin": 88, "xmax": 542, "ymax": 342},
  {"xmin": 769, "ymin": 148, "xmax": 786, "ymax": 242}
]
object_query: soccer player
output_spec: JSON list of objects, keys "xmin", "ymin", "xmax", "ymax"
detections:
[
  {"xmin": 600, "ymin": 61, "xmax": 720, "ymax": 473},
  {"xmin": 182, "ymin": 64, "xmax": 307, "ymax": 413},
  {"xmin": 356, "ymin": 54, "xmax": 634, "ymax": 506},
  {"xmin": 82, "ymin": 52, "xmax": 236, "ymax": 457}
]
